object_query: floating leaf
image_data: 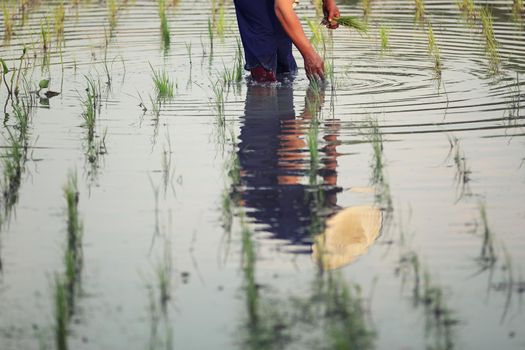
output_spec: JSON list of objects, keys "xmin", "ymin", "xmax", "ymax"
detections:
[{"xmin": 39, "ymin": 79, "xmax": 50, "ymax": 90}]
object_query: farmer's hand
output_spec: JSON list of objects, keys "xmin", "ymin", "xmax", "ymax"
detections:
[
  {"xmin": 322, "ymin": 0, "xmax": 340, "ymax": 29},
  {"xmin": 303, "ymin": 51, "xmax": 325, "ymax": 81}
]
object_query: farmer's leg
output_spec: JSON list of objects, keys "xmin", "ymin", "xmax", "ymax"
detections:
[{"xmin": 233, "ymin": 0, "xmax": 279, "ymax": 81}]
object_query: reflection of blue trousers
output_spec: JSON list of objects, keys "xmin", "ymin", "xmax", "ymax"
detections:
[{"xmin": 233, "ymin": 0, "xmax": 298, "ymax": 74}]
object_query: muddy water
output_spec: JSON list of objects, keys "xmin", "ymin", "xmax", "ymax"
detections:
[{"xmin": 0, "ymin": 0, "xmax": 524, "ymax": 349}]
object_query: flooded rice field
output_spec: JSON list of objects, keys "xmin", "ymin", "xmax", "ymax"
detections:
[{"xmin": 0, "ymin": 0, "xmax": 524, "ymax": 349}]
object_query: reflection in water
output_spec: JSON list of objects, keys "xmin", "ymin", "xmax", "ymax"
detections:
[
  {"xmin": 237, "ymin": 82, "xmax": 382, "ymax": 266},
  {"xmin": 237, "ymin": 82, "xmax": 341, "ymax": 252},
  {"xmin": 312, "ymin": 206, "xmax": 382, "ymax": 270}
]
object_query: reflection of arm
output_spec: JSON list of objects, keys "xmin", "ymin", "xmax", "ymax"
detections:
[
  {"xmin": 322, "ymin": 120, "xmax": 341, "ymax": 188},
  {"xmin": 300, "ymin": 86, "xmax": 325, "ymax": 119},
  {"xmin": 300, "ymin": 86, "xmax": 341, "ymax": 192}
]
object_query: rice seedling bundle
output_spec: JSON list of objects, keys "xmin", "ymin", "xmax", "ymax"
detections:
[{"xmin": 333, "ymin": 16, "xmax": 368, "ymax": 34}]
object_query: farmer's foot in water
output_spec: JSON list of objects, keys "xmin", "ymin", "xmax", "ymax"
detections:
[{"xmin": 250, "ymin": 66, "xmax": 277, "ymax": 83}]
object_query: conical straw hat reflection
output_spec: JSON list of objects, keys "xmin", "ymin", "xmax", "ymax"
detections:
[{"xmin": 312, "ymin": 205, "xmax": 382, "ymax": 270}]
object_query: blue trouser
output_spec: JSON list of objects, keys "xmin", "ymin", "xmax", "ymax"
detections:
[{"xmin": 233, "ymin": 0, "xmax": 298, "ymax": 74}]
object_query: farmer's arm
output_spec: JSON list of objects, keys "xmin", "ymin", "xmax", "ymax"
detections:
[
  {"xmin": 323, "ymin": 0, "xmax": 340, "ymax": 28},
  {"xmin": 274, "ymin": 0, "xmax": 324, "ymax": 79}
]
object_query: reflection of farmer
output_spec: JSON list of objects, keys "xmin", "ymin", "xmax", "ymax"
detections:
[
  {"xmin": 237, "ymin": 84, "xmax": 383, "ymax": 267},
  {"xmin": 237, "ymin": 83, "xmax": 341, "ymax": 251},
  {"xmin": 233, "ymin": 0, "xmax": 340, "ymax": 82}
]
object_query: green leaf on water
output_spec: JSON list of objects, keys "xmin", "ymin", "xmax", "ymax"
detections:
[
  {"xmin": 0, "ymin": 59, "xmax": 8, "ymax": 74},
  {"xmin": 39, "ymin": 78, "xmax": 50, "ymax": 90}
]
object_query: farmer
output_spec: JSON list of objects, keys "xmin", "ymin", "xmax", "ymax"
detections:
[{"xmin": 233, "ymin": 0, "xmax": 340, "ymax": 82}]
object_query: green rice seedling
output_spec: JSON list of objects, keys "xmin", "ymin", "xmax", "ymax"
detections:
[
  {"xmin": 420, "ymin": 273, "xmax": 457, "ymax": 350},
  {"xmin": 323, "ymin": 272, "xmax": 376, "ymax": 349},
  {"xmin": 150, "ymin": 63, "xmax": 174, "ymax": 99},
  {"xmin": 211, "ymin": 0, "xmax": 218, "ymax": 23},
  {"xmin": 498, "ymin": 244, "xmax": 519, "ymax": 322},
  {"xmin": 307, "ymin": 18, "xmax": 326, "ymax": 51},
  {"xmin": 64, "ymin": 171, "xmax": 82, "ymax": 262},
  {"xmin": 220, "ymin": 63, "xmax": 235, "ymax": 87},
  {"xmin": 432, "ymin": 53, "xmax": 443, "ymax": 79},
  {"xmin": 101, "ymin": 29, "xmax": 113, "ymax": 86},
  {"xmin": 208, "ymin": 17, "xmax": 214, "ymax": 56},
  {"xmin": 146, "ymin": 275, "xmax": 174, "ymax": 350},
  {"xmin": 216, "ymin": 4, "xmax": 226, "ymax": 41},
  {"xmin": 54, "ymin": 276, "xmax": 69, "ymax": 350},
  {"xmin": 0, "ymin": 58, "xmax": 9, "ymax": 95},
  {"xmin": 158, "ymin": 0, "xmax": 170, "ymax": 48},
  {"xmin": 396, "ymin": 219, "xmax": 458, "ymax": 348},
  {"xmin": 333, "ymin": 16, "xmax": 368, "ymax": 34},
  {"xmin": 305, "ymin": 79, "xmax": 325, "ymax": 117},
  {"xmin": 54, "ymin": 2, "xmax": 66, "ymax": 41},
  {"xmin": 477, "ymin": 202, "xmax": 497, "ymax": 269},
  {"xmin": 512, "ymin": 0, "xmax": 523, "ymax": 21},
  {"xmin": 234, "ymin": 38, "xmax": 244, "ymax": 82},
  {"xmin": 161, "ymin": 132, "xmax": 176, "ymax": 196},
  {"xmin": 108, "ymin": 0, "xmax": 118, "ymax": 30},
  {"xmin": 62, "ymin": 170, "xmax": 84, "ymax": 319},
  {"xmin": 241, "ymin": 219, "xmax": 258, "ymax": 327},
  {"xmin": 306, "ymin": 78, "xmax": 323, "ymax": 116},
  {"xmin": 449, "ymin": 137, "xmax": 471, "ymax": 200},
  {"xmin": 12, "ymin": 104, "xmax": 31, "ymax": 147},
  {"xmin": 155, "ymin": 238, "xmax": 173, "ymax": 312},
  {"xmin": 307, "ymin": 120, "xmax": 320, "ymax": 176},
  {"xmin": 220, "ymin": 189, "xmax": 233, "ymax": 236},
  {"xmin": 2, "ymin": 3, "xmax": 13, "ymax": 41},
  {"xmin": 19, "ymin": 0, "xmax": 28, "ymax": 27},
  {"xmin": 312, "ymin": 0, "xmax": 323, "ymax": 17},
  {"xmin": 146, "ymin": 286, "xmax": 161, "ymax": 350},
  {"xmin": 399, "ymin": 250, "xmax": 422, "ymax": 303},
  {"xmin": 85, "ymin": 128, "xmax": 107, "ymax": 167},
  {"xmin": 480, "ymin": 7, "xmax": 500, "ymax": 74},
  {"xmin": 505, "ymin": 72, "xmax": 521, "ymax": 125},
  {"xmin": 217, "ymin": 148, "xmax": 240, "ymax": 260},
  {"xmin": 365, "ymin": 118, "xmax": 393, "ymax": 210},
  {"xmin": 427, "ymin": 24, "xmax": 442, "ymax": 78},
  {"xmin": 458, "ymin": 0, "xmax": 476, "ymax": 19},
  {"xmin": 1, "ymin": 133, "xmax": 24, "ymax": 210},
  {"xmin": 149, "ymin": 177, "xmax": 161, "ymax": 239},
  {"xmin": 368, "ymin": 119, "xmax": 384, "ymax": 185},
  {"xmin": 324, "ymin": 58, "xmax": 334, "ymax": 84},
  {"xmin": 415, "ymin": 0, "xmax": 425, "ymax": 22},
  {"xmin": 185, "ymin": 42, "xmax": 192, "ymax": 66},
  {"xmin": 427, "ymin": 24, "xmax": 436, "ymax": 55},
  {"xmin": 219, "ymin": 149, "xmax": 240, "ymax": 236},
  {"xmin": 0, "ymin": 103, "xmax": 31, "ymax": 207},
  {"xmin": 149, "ymin": 94, "xmax": 161, "ymax": 120},
  {"xmin": 81, "ymin": 77, "xmax": 100, "ymax": 141},
  {"xmin": 362, "ymin": 0, "xmax": 371, "ymax": 19},
  {"xmin": 41, "ymin": 20, "xmax": 50, "ymax": 53},
  {"xmin": 377, "ymin": 179, "xmax": 393, "ymax": 212},
  {"xmin": 12, "ymin": 47, "xmax": 28, "ymax": 97},
  {"xmin": 379, "ymin": 25, "xmax": 390, "ymax": 53},
  {"xmin": 212, "ymin": 80, "xmax": 225, "ymax": 127}
]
